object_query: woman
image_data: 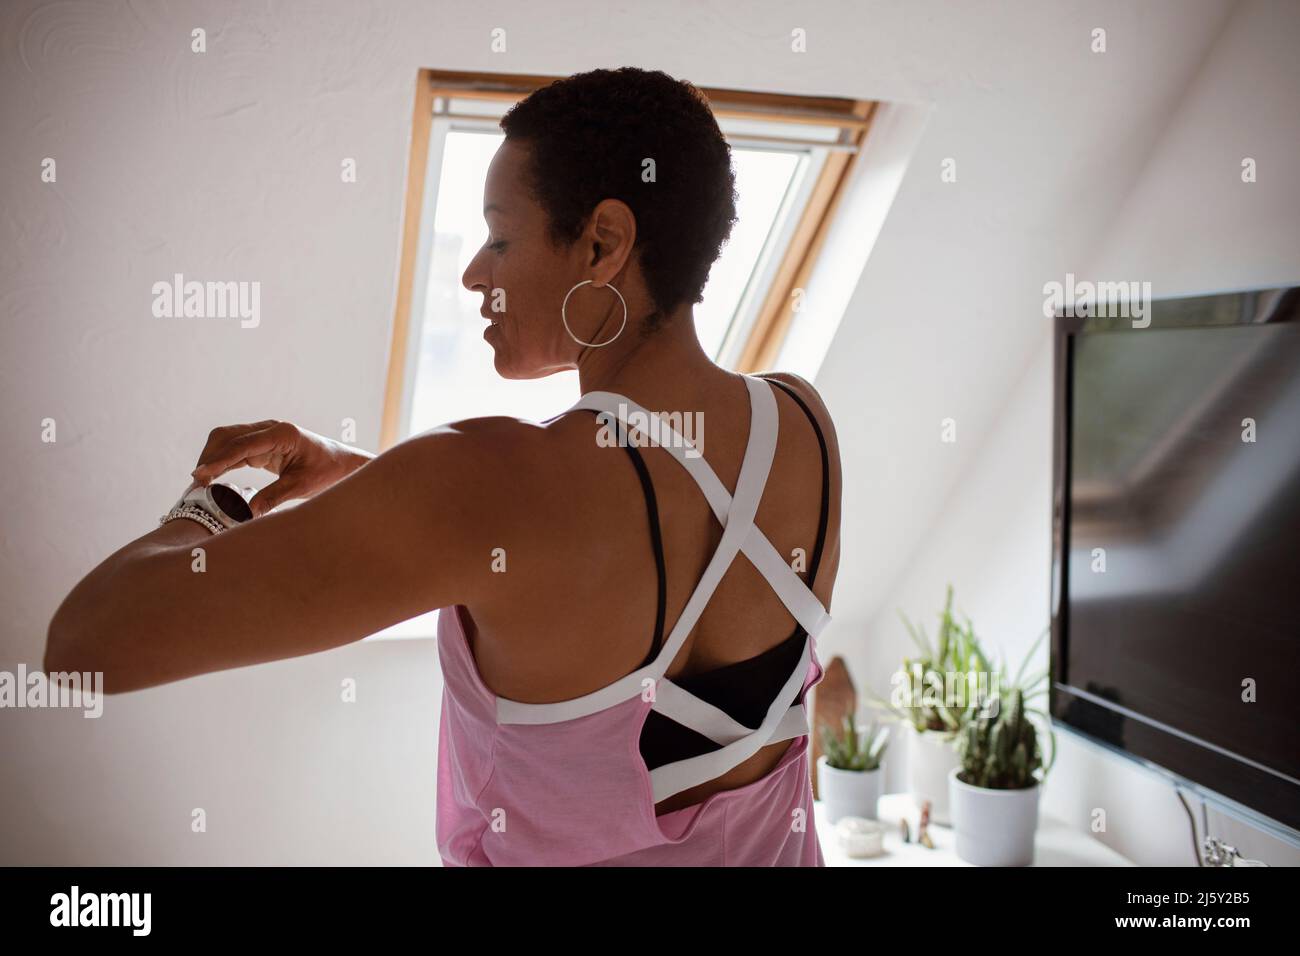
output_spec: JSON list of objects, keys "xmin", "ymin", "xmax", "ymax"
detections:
[{"xmin": 46, "ymin": 67, "xmax": 843, "ymax": 866}]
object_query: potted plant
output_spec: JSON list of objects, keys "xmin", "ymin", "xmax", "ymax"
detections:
[
  {"xmin": 948, "ymin": 628, "xmax": 1057, "ymax": 866},
  {"xmin": 868, "ymin": 585, "xmax": 991, "ymax": 825},
  {"xmin": 816, "ymin": 712, "xmax": 889, "ymax": 824}
]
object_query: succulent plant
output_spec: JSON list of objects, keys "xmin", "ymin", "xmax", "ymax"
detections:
[
  {"xmin": 956, "ymin": 628, "xmax": 1057, "ymax": 790},
  {"xmin": 956, "ymin": 687, "xmax": 1041, "ymax": 789},
  {"xmin": 819, "ymin": 712, "xmax": 889, "ymax": 772},
  {"xmin": 867, "ymin": 584, "xmax": 991, "ymax": 736}
]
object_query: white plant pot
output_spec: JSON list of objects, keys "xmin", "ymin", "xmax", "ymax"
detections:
[
  {"xmin": 948, "ymin": 767, "xmax": 1040, "ymax": 866},
  {"xmin": 816, "ymin": 756, "xmax": 883, "ymax": 824},
  {"xmin": 907, "ymin": 724, "xmax": 961, "ymax": 825}
]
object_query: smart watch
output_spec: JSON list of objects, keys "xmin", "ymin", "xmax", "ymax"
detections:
[
  {"xmin": 187, "ymin": 480, "xmax": 253, "ymax": 527},
  {"xmin": 162, "ymin": 480, "xmax": 254, "ymax": 532}
]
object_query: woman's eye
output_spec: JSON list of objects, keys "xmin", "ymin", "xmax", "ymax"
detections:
[{"xmin": 488, "ymin": 239, "xmax": 507, "ymax": 252}]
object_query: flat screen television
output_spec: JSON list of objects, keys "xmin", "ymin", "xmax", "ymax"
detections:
[{"xmin": 1050, "ymin": 285, "xmax": 1300, "ymax": 841}]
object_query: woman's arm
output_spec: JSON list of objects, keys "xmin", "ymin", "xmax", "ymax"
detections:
[{"xmin": 44, "ymin": 419, "xmax": 528, "ymax": 693}]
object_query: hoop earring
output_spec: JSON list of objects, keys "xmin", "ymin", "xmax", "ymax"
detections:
[{"xmin": 561, "ymin": 279, "xmax": 628, "ymax": 348}]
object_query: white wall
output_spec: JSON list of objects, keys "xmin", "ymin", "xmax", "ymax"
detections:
[
  {"xmin": 1088, "ymin": 0, "xmax": 1300, "ymax": 290},
  {"xmin": 2, "ymin": 0, "xmax": 1288, "ymax": 864},
  {"xmin": 854, "ymin": 0, "xmax": 1300, "ymax": 865}
]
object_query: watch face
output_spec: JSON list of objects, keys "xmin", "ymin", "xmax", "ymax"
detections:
[{"xmin": 209, "ymin": 483, "xmax": 253, "ymax": 523}]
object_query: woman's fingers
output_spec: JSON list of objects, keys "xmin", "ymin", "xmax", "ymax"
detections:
[
  {"xmin": 193, "ymin": 422, "xmax": 272, "ymax": 470},
  {"xmin": 192, "ymin": 425, "xmax": 282, "ymax": 483},
  {"xmin": 195, "ymin": 421, "xmax": 277, "ymax": 456},
  {"xmin": 248, "ymin": 477, "xmax": 296, "ymax": 517}
]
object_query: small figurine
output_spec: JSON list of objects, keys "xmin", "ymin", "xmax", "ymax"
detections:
[{"xmin": 917, "ymin": 799, "xmax": 935, "ymax": 849}]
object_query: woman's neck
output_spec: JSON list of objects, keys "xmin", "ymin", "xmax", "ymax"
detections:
[{"xmin": 574, "ymin": 302, "xmax": 726, "ymax": 403}]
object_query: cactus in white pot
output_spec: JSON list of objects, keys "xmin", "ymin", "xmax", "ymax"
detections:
[
  {"xmin": 949, "ymin": 628, "xmax": 1057, "ymax": 866},
  {"xmin": 816, "ymin": 713, "xmax": 889, "ymax": 824}
]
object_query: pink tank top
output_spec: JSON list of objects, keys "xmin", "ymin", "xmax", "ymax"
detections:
[{"xmin": 435, "ymin": 374, "xmax": 832, "ymax": 866}]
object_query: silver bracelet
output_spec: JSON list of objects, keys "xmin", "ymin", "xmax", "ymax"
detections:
[{"xmin": 160, "ymin": 503, "xmax": 224, "ymax": 535}]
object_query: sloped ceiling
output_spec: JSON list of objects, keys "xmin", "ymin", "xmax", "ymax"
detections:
[{"xmin": 811, "ymin": 0, "xmax": 1237, "ymax": 635}]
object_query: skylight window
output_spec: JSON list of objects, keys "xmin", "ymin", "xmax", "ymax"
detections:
[
  {"xmin": 381, "ymin": 73, "xmax": 874, "ymax": 447},
  {"xmin": 370, "ymin": 71, "xmax": 874, "ymax": 640}
]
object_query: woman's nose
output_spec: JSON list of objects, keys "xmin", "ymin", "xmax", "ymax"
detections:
[{"xmin": 462, "ymin": 250, "xmax": 487, "ymax": 293}]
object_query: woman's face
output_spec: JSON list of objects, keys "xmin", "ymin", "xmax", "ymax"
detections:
[{"xmin": 461, "ymin": 138, "xmax": 589, "ymax": 379}]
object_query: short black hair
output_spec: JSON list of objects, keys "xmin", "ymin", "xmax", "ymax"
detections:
[{"xmin": 500, "ymin": 67, "xmax": 738, "ymax": 329}]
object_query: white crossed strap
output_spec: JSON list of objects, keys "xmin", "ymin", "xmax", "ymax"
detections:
[
  {"xmin": 572, "ymin": 376, "xmax": 831, "ymax": 652},
  {"xmin": 496, "ymin": 375, "xmax": 830, "ymax": 801},
  {"xmin": 646, "ymin": 639, "xmax": 814, "ymax": 802}
]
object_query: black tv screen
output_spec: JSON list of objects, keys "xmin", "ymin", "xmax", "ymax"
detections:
[{"xmin": 1051, "ymin": 288, "xmax": 1300, "ymax": 836}]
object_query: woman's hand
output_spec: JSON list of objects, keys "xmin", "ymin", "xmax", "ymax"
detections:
[{"xmin": 190, "ymin": 420, "xmax": 375, "ymax": 516}]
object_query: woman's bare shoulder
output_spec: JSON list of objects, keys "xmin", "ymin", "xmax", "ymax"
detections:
[
  {"xmin": 754, "ymin": 370, "xmax": 840, "ymax": 453},
  {"xmin": 407, "ymin": 407, "xmax": 638, "ymax": 527}
]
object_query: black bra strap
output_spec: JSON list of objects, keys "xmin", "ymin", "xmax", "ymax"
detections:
[
  {"xmin": 576, "ymin": 409, "xmax": 667, "ymax": 668},
  {"xmin": 621, "ymin": 439, "xmax": 668, "ymax": 668},
  {"xmin": 760, "ymin": 377, "xmax": 831, "ymax": 587}
]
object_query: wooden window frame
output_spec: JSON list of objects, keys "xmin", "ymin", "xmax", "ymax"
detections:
[{"xmin": 380, "ymin": 68, "xmax": 875, "ymax": 449}]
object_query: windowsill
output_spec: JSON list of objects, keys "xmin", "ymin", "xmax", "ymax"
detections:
[{"xmin": 813, "ymin": 793, "xmax": 1134, "ymax": 866}]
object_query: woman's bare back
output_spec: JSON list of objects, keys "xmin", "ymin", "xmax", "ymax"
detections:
[{"xmin": 460, "ymin": 369, "xmax": 842, "ymax": 814}]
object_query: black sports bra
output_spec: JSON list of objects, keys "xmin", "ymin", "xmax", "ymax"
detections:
[{"xmin": 576, "ymin": 376, "xmax": 832, "ymax": 773}]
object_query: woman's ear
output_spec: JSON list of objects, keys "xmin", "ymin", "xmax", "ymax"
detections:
[{"xmin": 586, "ymin": 198, "xmax": 636, "ymax": 277}]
